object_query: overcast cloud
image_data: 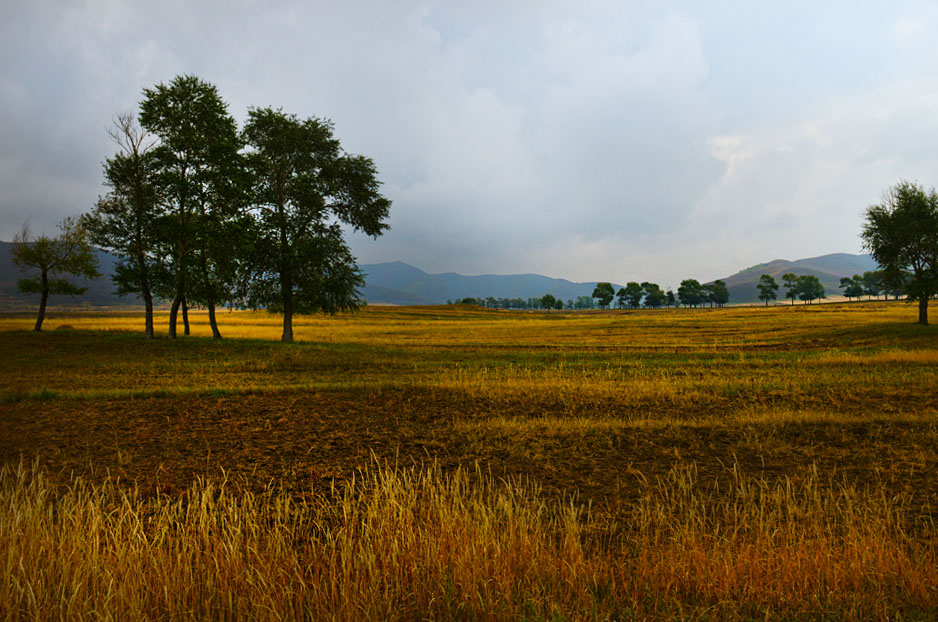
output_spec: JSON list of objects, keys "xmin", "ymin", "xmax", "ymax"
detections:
[{"xmin": 3, "ymin": 1, "xmax": 938, "ymax": 288}]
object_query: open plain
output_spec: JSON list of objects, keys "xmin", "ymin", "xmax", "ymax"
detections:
[{"xmin": 2, "ymin": 302, "xmax": 938, "ymax": 619}]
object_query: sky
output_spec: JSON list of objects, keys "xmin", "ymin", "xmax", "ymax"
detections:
[{"xmin": 3, "ymin": 1, "xmax": 938, "ymax": 288}]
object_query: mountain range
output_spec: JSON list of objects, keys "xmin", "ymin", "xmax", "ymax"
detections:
[{"xmin": 0, "ymin": 239, "xmax": 877, "ymax": 308}]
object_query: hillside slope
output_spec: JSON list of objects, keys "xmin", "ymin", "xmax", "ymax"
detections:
[{"xmin": 719, "ymin": 253, "xmax": 879, "ymax": 303}]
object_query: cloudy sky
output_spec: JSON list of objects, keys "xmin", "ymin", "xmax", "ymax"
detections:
[{"xmin": 3, "ymin": 1, "xmax": 938, "ymax": 288}]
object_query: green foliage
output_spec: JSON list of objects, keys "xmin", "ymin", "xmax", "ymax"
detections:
[
  {"xmin": 677, "ymin": 279, "xmax": 703, "ymax": 307},
  {"xmin": 642, "ymin": 282, "xmax": 665, "ymax": 308},
  {"xmin": 796, "ymin": 275, "xmax": 825, "ymax": 304},
  {"xmin": 782, "ymin": 273, "xmax": 799, "ymax": 305},
  {"xmin": 622, "ymin": 282, "xmax": 643, "ymax": 308},
  {"xmin": 862, "ymin": 180, "xmax": 938, "ymax": 324},
  {"xmin": 757, "ymin": 274, "xmax": 779, "ymax": 306},
  {"xmin": 592, "ymin": 283, "xmax": 615, "ymax": 309},
  {"xmin": 708, "ymin": 279, "xmax": 729, "ymax": 307},
  {"xmin": 840, "ymin": 275, "xmax": 865, "ymax": 300},
  {"xmin": 540, "ymin": 294, "xmax": 557, "ymax": 310}
]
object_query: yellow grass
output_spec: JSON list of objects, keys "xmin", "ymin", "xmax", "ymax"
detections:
[{"xmin": 2, "ymin": 460, "xmax": 935, "ymax": 620}]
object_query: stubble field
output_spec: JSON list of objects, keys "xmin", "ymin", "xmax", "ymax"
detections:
[{"xmin": 2, "ymin": 302, "xmax": 938, "ymax": 619}]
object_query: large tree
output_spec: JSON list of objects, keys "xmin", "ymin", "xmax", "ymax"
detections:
[
  {"xmin": 11, "ymin": 217, "xmax": 100, "ymax": 331},
  {"xmin": 86, "ymin": 113, "xmax": 162, "ymax": 338},
  {"xmin": 242, "ymin": 107, "xmax": 390, "ymax": 342},
  {"xmin": 677, "ymin": 279, "xmax": 703, "ymax": 307},
  {"xmin": 592, "ymin": 282, "xmax": 615, "ymax": 309},
  {"xmin": 862, "ymin": 181, "xmax": 938, "ymax": 325},
  {"xmin": 139, "ymin": 75, "xmax": 243, "ymax": 339},
  {"xmin": 757, "ymin": 274, "xmax": 778, "ymax": 306}
]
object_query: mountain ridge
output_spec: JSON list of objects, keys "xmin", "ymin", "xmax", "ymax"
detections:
[{"xmin": 1, "ymin": 241, "xmax": 877, "ymax": 308}]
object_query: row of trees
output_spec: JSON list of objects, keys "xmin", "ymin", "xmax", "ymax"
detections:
[
  {"xmin": 755, "ymin": 273, "xmax": 825, "ymax": 305},
  {"xmin": 838, "ymin": 270, "xmax": 903, "ymax": 301},
  {"xmin": 69, "ymin": 75, "xmax": 390, "ymax": 341}
]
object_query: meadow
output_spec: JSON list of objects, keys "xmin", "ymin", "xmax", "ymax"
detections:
[{"xmin": 2, "ymin": 302, "xmax": 938, "ymax": 619}]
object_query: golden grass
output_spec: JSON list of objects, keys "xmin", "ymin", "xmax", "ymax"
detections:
[{"xmin": 2, "ymin": 460, "xmax": 935, "ymax": 620}]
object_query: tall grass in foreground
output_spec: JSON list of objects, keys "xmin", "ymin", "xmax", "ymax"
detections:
[{"xmin": 2, "ymin": 462, "xmax": 936, "ymax": 620}]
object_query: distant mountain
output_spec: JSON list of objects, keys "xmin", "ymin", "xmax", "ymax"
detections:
[
  {"xmin": 716, "ymin": 253, "xmax": 879, "ymax": 303},
  {"xmin": 360, "ymin": 261, "xmax": 621, "ymax": 305}
]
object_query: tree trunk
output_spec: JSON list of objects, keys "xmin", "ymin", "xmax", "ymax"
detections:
[
  {"xmin": 281, "ymin": 270, "xmax": 294, "ymax": 343},
  {"xmin": 200, "ymin": 254, "xmax": 222, "ymax": 339},
  {"xmin": 919, "ymin": 297, "xmax": 929, "ymax": 325},
  {"xmin": 182, "ymin": 298, "xmax": 190, "ymax": 335},
  {"xmin": 169, "ymin": 292, "xmax": 182, "ymax": 339},
  {"xmin": 143, "ymin": 289, "xmax": 154, "ymax": 339},
  {"xmin": 207, "ymin": 301, "xmax": 221, "ymax": 339},
  {"xmin": 35, "ymin": 271, "xmax": 49, "ymax": 332}
]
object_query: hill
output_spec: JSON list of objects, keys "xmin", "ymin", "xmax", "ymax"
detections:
[
  {"xmin": 717, "ymin": 253, "xmax": 879, "ymax": 303},
  {"xmin": 359, "ymin": 261, "xmax": 621, "ymax": 305}
]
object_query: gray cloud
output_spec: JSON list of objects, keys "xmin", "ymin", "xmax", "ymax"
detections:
[{"xmin": 3, "ymin": 1, "xmax": 938, "ymax": 285}]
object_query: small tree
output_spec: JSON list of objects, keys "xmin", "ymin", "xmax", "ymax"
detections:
[
  {"xmin": 839, "ymin": 275, "xmax": 864, "ymax": 300},
  {"xmin": 642, "ymin": 282, "xmax": 665, "ymax": 308},
  {"xmin": 782, "ymin": 273, "xmax": 799, "ymax": 305},
  {"xmin": 666, "ymin": 290, "xmax": 675, "ymax": 307},
  {"xmin": 554, "ymin": 299, "xmax": 564, "ymax": 311},
  {"xmin": 797, "ymin": 275, "xmax": 825, "ymax": 304},
  {"xmin": 11, "ymin": 217, "xmax": 101, "ymax": 331},
  {"xmin": 540, "ymin": 293, "xmax": 557, "ymax": 311},
  {"xmin": 861, "ymin": 270, "xmax": 883, "ymax": 300},
  {"xmin": 592, "ymin": 282, "xmax": 615, "ymax": 309},
  {"xmin": 710, "ymin": 279, "xmax": 729, "ymax": 307},
  {"xmin": 757, "ymin": 274, "xmax": 779, "ymax": 306}
]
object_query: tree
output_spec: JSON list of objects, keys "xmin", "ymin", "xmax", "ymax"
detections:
[
  {"xmin": 782, "ymin": 273, "xmax": 799, "ymax": 305},
  {"xmin": 11, "ymin": 217, "xmax": 100, "ymax": 331},
  {"xmin": 862, "ymin": 181, "xmax": 938, "ymax": 325},
  {"xmin": 592, "ymin": 282, "xmax": 615, "ymax": 309},
  {"xmin": 862, "ymin": 270, "xmax": 883, "ymax": 300},
  {"xmin": 242, "ymin": 107, "xmax": 390, "ymax": 342},
  {"xmin": 554, "ymin": 299, "xmax": 564, "ymax": 311},
  {"xmin": 86, "ymin": 112, "xmax": 162, "ymax": 338},
  {"xmin": 623, "ymin": 281, "xmax": 644, "ymax": 308},
  {"xmin": 615, "ymin": 287, "xmax": 628, "ymax": 309},
  {"xmin": 677, "ymin": 279, "xmax": 703, "ymax": 307},
  {"xmin": 797, "ymin": 275, "xmax": 825, "ymax": 304},
  {"xmin": 540, "ymin": 293, "xmax": 557, "ymax": 311},
  {"xmin": 642, "ymin": 282, "xmax": 665, "ymax": 308},
  {"xmin": 839, "ymin": 275, "xmax": 864, "ymax": 300},
  {"xmin": 666, "ymin": 290, "xmax": 675, "ymax": 308},
  {"xmin": 139, "ymin": 74, "xmax": 244, "ymax": 339},
  {"xmin": 757, "ymin": 274, "xmax": 779, "ymax": 306},
  {"xmin": 574, "ymin": 295, "xmax": 594, "ymax": 310},
  {"xmin": 710, "ymin": 279, "xmax": 729, "ymax": 307}
]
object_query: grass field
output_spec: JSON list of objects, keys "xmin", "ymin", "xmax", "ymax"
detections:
[{"xmin": 2, "ymin": 302, "xmax": 938, "ymax": 619}]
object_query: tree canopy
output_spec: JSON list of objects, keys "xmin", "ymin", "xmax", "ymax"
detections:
[{"xmin": 757, "ymin": 274, "xmax": 778, "ymax": 306}]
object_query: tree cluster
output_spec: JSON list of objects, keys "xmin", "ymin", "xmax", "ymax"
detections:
[
  {"xmin": 780, "ymin": 273, "xmax": 825, "ymax": 304},
  {"xmin": 85, "ymin": 75, "xmax": 390, "ymax": 342}
]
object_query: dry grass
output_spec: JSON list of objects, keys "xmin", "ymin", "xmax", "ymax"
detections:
[{"xmin": 2, "ymin": 460, "xmax": 935, "ymax": 620}]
